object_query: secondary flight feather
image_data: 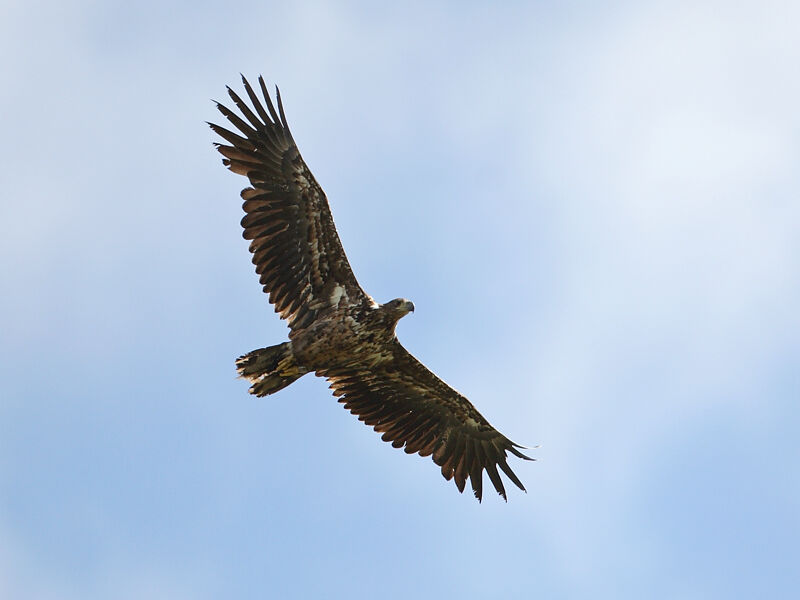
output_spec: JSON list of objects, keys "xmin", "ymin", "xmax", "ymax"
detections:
[{"xmin": 209, "ymin": 75, "xmax": 533, "ymax": 501}]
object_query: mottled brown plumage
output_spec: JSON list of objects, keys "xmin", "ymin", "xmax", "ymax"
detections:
[{"xmin": 210, "ymin": 75, "xmax": 532, "ymax": 501}]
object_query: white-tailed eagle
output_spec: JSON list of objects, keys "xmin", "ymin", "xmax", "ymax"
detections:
[{"xmin": 209, "ymin": 76, "xmax": 532, "ymax": 501}]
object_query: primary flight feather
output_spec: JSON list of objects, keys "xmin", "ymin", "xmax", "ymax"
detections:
[{"xmin": 210, "ymin": 75, "xmax": 532, "ymax": 501}]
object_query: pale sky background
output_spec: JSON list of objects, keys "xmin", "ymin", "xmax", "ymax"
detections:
[{"xmin": 2, "ymin": 1, "xmax": 799, "ymax": 598}]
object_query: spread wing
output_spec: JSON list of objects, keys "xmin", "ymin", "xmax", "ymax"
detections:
[
  {"xmin": 209, "ymin": 76, "xmax": 371, "ymax": 330},
  {"xmin": 323, "ymin": 340, "xmax": 533, "ymax": 501}
]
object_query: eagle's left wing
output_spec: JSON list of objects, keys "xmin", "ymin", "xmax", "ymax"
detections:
[
  {"xmin": 322, "ymin": 340, "xmax": 533, "ymax": 501},
  {"xmin": 209, "ymin": 76, "xmax": 372, "ymax": 330}
]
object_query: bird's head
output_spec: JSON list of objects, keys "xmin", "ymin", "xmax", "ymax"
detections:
[{"xmin": 383, "ymin": 298, "xmax": 415, "ymax": 319}]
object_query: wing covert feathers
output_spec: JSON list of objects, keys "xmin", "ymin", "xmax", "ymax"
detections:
[
  {"xmin": 210, "ymin": 75, "xmax": 368, "ymax": 329},
  {"xmin": 324, "ymin": 341, "xmax": 533, "ymax": 502}
]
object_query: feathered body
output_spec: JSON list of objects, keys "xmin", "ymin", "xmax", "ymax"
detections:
[{"xmin": 210, "ymin": 76, "xmax": 532, "ymax": 501}]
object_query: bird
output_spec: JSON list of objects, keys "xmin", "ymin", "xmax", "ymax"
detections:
[{"xmin": 209, "ymin": 75, "xmax": 533, "ymax": 501}]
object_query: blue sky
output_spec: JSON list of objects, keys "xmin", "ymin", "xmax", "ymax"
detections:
[{"xmin": 2, "ymin": 1, "xmax": 799, "ymax": 598}]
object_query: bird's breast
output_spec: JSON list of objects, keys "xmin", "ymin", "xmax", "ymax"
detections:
[{"xmin": 290, "ymin": 312, "xmax": 393, "ymax": 371}]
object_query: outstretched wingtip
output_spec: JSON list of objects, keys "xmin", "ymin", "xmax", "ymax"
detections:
[
  {"xmin": 275, "ymin": 85, "xmax": 290, "ymax": 130},
  {"xmin": 240, "ymin": 72, "xmax": 257, "ymax": 89},
  {"xmin": 509, "ymin": 442, "xmax": 536, "ymax": 461}
]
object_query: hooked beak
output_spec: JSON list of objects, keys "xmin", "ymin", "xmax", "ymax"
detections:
[{"xmin": 405, "ymin": 300, "xmax": 415, "ymax": 313}]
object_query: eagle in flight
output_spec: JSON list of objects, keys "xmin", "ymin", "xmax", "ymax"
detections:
[{"xmin": 210, "ymin": 76, "xmax": 532, "ymax": 501}]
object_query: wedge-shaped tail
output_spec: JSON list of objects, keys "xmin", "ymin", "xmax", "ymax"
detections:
[{"xmin": 236, "ymin": 342, "xmax": 307, "ymax": 397}]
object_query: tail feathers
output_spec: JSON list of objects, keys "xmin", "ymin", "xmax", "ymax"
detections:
[{"xmin": 236, "ymin": 342, "xmax": 307, "ymax": 397}]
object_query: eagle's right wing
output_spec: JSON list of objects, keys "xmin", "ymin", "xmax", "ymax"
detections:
[
  {"xmin": 210, "ymin": 76, "xmax": 372, "ymax": 330},
  {"xmin": 323, "ymin": 340, "xmax": 533, "ymax": 501}
]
